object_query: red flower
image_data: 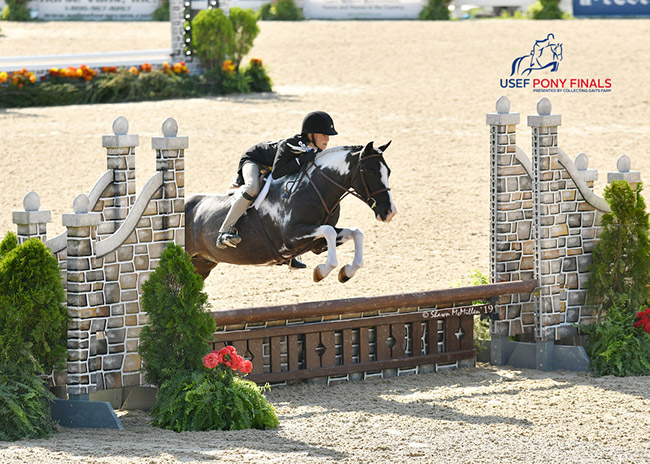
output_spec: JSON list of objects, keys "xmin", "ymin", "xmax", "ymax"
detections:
[
  {"xmin": 203, "ymin": 352, "xmax": 220, "ymax": 369},
  {"xmin": 241, "ymin": 359, "xmax": 252, "ymax": 374},
  {"xmin": 635, "ymin": 309, "xmax": 650, "ymax": 335}
]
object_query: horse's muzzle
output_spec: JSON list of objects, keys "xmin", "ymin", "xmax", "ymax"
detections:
[{"xmin": 376, "ymin": 202, "xmax": 397, "ymax": 223}]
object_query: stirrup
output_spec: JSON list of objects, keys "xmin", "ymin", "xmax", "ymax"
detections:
[{"xmin": 216, "ymin": 229, "xmax": 241, "ymax": 249}]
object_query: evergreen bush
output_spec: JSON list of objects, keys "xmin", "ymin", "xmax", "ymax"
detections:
[
  {"xmin": 530, "ymin": 0, "xmax": 564, "ymax": 19},
  {"xmin": 1, "ymin": 0, "xmax": 30, "ymax": 21},
  {"xmin": 152, "ymin": 0, "xmax": 170, "ymax": 21},
  {"xmin": 138, "ymin": 243, "xmax": 216, "ymax": 387},
  {"xmin": 258, "ymin": 0, "xmax": 303, "ymax": 20},
  {"xmin": 419, "ymin": 0, "xmax": 450, "ymax": 20},
  {"xmin": 0, "ymin": 364, "xmax": 56, "ymax": 441},
  {"xmin": 584, "ymin": 181, "xmax": 650, "ymax": 376},
  {"xmin": 191, "ymin": 8, "xmax": 235, "ymax": 72},
  {"xmin": 0, "ymin": 235, "xmax": 67, "ymax": 374},
  {"xmin": 229, "ymin": 7, "xmax": 260, "ymax": 69}
]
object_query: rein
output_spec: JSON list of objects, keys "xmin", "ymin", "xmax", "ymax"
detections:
[{"xmin": 306, "ymin": 151, "xmax": 390, "ymax": 223}]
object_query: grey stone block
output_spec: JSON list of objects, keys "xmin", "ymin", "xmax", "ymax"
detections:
[
  {"xmin": 105, "ymin": 282, "xmax": 120, "ymax": 304},
  {"xmin": 103, "ymin": 354, "xmax": 124, "ymax": 371}
]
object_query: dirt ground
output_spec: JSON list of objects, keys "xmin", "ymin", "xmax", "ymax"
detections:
[{"xmin": 0, "ymin": 19, "xmax": 649, "ymax": 464}]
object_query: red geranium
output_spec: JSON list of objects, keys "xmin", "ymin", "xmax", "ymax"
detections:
[
  {"xmin": 633, "ymin": 308, "xmax": 650, "ymax": 335},
  {"xmin": 203, "ymin": 345, "xmax": 252, "ymax": 375}
]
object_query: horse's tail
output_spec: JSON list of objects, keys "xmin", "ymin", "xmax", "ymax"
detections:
[{"xmin": 510, "ymin": 56, "xmax": 524, "ymax": 77}]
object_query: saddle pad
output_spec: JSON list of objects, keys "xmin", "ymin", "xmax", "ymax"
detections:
[{"xmin": 253, "ymin": 176, "xmax": 272, "ymax": 209}]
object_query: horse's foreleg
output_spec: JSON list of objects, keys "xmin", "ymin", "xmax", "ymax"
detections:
[
  {"xmin": 310, "ymin": 225, "xmax": 339, "ymax": 282},
  {"xmin": 336, "ymin": 228, "xmax": 364, "ymax": 283}
]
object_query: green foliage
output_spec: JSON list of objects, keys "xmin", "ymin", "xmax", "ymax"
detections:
[
  {"xmin": 192, "ymin": 8, "xmax": 235, "ymax": 72},
  {"xmin": 258, "ymin": 0, "xmax": 303, "ymax": 20},
  {"xmin": 244, "ymin": 59, "xmax": 273, "ymax": 92},
  {"xmin": 151, "ymin": 369, "xmax": 279, "ymax": 432},
  {"xmin": 584, "ymin": 298, "xmax": 650, "ymax": 377},
  {"xmin": 0, "ymin": 232, "xmax": 18, "ymax": 261},
  {"xmin": 1, "ymin": 0, "xmax": 30, "ymax": 21},
  {"xmin": 138, "ymin": 243, "xmax": 215, "ymax": 387},
  {"xmin": 588, "ymin": 181, "xmax": 650, "ymax": 318},
  {"xmin": 229, "ymin": 7, "xmax": 260, "ymax": 69},
  {"xmin": 152, "ymin": 0, "xmax": 170, "ymax": 21},
  {"xmin": 0, "ymin": 364, "xmax": 56, "ymax": 441},
  {"xmin": 0, "ymin": 236, "xmax": 67, "ymax": 374},
  {"xmin": 530, "ymin": 0, "xmax": 564, "ymax": 19},
  {"xmin": 419, "ymin": 0, "xmax": 450, "ymax": 20},
  {"xmin": 221, "ymin": 68, "xmax": 251, "ymax": 94}
]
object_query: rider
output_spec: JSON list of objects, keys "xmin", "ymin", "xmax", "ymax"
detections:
[{"xmin": 215, "ymin": 111, "xmax": 338, "ymax": 261}]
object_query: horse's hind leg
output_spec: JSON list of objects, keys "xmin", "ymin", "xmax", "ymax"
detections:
[
  {"xmin": 336, "ymin": 228, "xmax": 364, "ymax": 283},
  {"xmin": 191, "ymin": 255, "xmax": 218, "ymax": 280}
]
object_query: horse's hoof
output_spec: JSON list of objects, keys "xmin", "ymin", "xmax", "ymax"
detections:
[
  {"xmin": 313, "ymin": 267, "xmax": 325, "ymax": 283},
  {"xmin": 338, "ymin": 266, "xmax": 351, "ymax": 283}
]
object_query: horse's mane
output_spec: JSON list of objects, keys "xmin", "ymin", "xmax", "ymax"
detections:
[{"xmin": 316, "ymin": 145, "xmax": 363, "ymax": 160}]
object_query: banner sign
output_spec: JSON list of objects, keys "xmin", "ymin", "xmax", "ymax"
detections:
[
  {"xmin": 302, "ymin": 0, "xmax": 423, "ymax": 19},
  {"xmin": 573, "ymin": 0, "xmax": 650, "ymax": 17},
  {"xmin": 27, "ymin": 0, "xmax": 159, "ymax": 20}
]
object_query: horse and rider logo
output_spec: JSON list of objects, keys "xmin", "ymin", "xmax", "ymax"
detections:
[{"xmin": 510, "ymin": 33, "xmax": 563, "ymax": 77}]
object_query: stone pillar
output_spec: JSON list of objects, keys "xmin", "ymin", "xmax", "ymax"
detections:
[
  {"xmin": 608, "ymin": 154, "xmax": 641, "ymax": 189},
  {"xmin": 151, "ymin": 117, "xmax": 187, "ymax": 258},
  {"xmin": 487, "ymin": 96, "xmax": 534, "ymax": 338},
  {"xmin": 63, "ymin": 194, "xmax": 101, "ymax": 397},
  {"xmin": 528, "ymin": 97, "xmax": 563, "ymax": 344},
  {"xmin": 12, "ymin": 191, "xmax": 51, "ymax": 244},
  {"xmin": 100, "ymin": 116, "xmax": 139, "ymax": 237}
]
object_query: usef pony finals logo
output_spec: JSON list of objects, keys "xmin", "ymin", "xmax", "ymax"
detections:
[{"xmin": 500, "ymin": 33, "xmax": 612, "ymax": 93}]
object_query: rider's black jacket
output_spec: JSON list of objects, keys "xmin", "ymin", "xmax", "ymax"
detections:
[{"xmin": 238, "ymin": 134, "xmax": 318, "ymax": 181}]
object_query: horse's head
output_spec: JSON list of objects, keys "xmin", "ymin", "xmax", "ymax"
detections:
[{"xmin": 353, "ymin": 141, "xmax": 397, "ymax": 223}]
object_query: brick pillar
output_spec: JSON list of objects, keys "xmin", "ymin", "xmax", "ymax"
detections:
[
  {"xmin": 100, "ymin": 116, "xmax": 139, "ymax": 237},
  {"xmin": 607, "ymin": 154, "xmax": 641, "ymax": 189},
  {"xmin": 151, "ymin": 117, "xmax": 187, "ymax": 257},
  {"xmin": 12, "ymin": 191, "xmax": 51, "ymax": 244},
  {"xmin": 63, "ymin": 194, "xmax": 101, "ymax": 397},
  {"xmin": 528, "ymin": 97, "xmax": 563, "ymax": 343},
  {"xmin": 487, "ymin": 96, "xmax": 534, "ymax": 338}
]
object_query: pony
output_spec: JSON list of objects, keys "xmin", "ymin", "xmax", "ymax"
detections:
[{"xmin": 185, "ymin": 141, "xmax": 396, "ymax": 283}]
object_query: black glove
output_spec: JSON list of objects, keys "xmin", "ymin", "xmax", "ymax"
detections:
[{"xmin": 299, "ymin": 151, "xmax": 316, "ymax": 165}]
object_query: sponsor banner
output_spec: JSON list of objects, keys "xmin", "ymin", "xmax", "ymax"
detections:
[
  {"xmin": 302, "ymin": 0, "xmax": 423, "ymax": 19},
  {"xmin": 573, "ymin": 0, "xmax": 650, "ymax": 17},
  {"xmin": 498, "ymin": 33, "xmax": 613, "ymax": 94},
  {"xmin": 24, "ymin": 0, "xmax": 160, "ymax": 20}
]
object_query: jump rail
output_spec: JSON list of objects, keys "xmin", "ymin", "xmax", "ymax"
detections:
[{"xmin": 210, "ymin": 280, "xmax": 538, "ymax": 384}]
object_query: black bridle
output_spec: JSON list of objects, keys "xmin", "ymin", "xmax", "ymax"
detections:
[{"xmin": 305, "ymin": 149, "xmax": 391, "ymax": 223}]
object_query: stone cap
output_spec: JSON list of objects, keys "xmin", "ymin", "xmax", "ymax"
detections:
[
  {"xmin": 527, "ymin": 98, "xmax": 561, "ymax": 127},
  {"xmin": 607, "ymin": 154, "xmax": 641, "ymax": 184},
  {"xmin": 62, "ymin": 194, "xmax": 101, "ymax": 227},
  {"xmin": 12, "ymin": 191, "xmax": 51, "ymax": 224},
  {"xmin": 152, "ymin": 118, "xmax": 189, "ymax": 150},
  {"xmin": 102, "ymin": 116, "xmax": 140, "ymax": 148},
  {"xmin": 574, "ymin": 153, "xmax": 598, "ymax": 182},
  {"xmin": 486, "ymin": 96, "xmax": 520, "ymax": 126}
]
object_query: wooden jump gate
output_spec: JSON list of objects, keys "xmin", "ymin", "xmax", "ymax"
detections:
[{"xmin": 210, "ymin": 280, "xmax": 538, "ymax": 384}]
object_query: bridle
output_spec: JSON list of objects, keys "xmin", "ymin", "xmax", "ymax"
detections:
[{"xmin": 305, "ymin": 149, "xmax": 391, "ymax": 223}]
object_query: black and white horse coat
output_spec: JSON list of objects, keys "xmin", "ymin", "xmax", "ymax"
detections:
[{"xmin": 185, "ymin": 141, "xmax": 396, "ymax": 282}]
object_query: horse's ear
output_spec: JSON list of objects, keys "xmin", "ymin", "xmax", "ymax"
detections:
[
  {"xmin": 363, "ymin": 141, "xmax": 374, "ymax": 154},
  {"xmin": 378, "ymin": 140, "xmax": 392, "ymax": 153}
]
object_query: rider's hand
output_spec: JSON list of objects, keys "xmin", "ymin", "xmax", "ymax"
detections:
[{"xmin": 299, "ymin": 151, "xmax": 316, "ymax": 165}]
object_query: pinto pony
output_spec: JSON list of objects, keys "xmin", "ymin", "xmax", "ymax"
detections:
[{"xmin": 185, "ymin": 141, "xmax": 396, "ymax": 283}]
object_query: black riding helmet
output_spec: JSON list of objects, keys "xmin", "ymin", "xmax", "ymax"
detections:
[{"xmin": 301, "ymin": 111, "xmax": 338, "ymax": 136}]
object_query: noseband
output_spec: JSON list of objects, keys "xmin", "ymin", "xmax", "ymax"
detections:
[{"xmin": 306, "ymin": 150, "xmax": 391, "ymax": 223}]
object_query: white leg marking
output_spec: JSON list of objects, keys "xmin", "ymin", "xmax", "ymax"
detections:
[
  {"xmin": 312, "ymin": 225, "xmax": 339, "ymax": 282},
  {"xmin": 338, "ymin": 228, "xmax": 364, "ymax": 282}
]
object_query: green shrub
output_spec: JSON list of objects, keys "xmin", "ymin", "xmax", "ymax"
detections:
[
  {"xmin": 529, "ymin": 0, "xmax": 564, "ymax": 19},
  {"xmin": 588, "ymin": 181, "xmax": 650, "ymax": 318},
  {"xmin": 1, "ymin": 0, "xmax": 30, "ymax": 21},
  {"xmin": 192, "ymin": 8, "xmax": 235, "ymax": 72},
  {"xmin": 0, "ymin": 236, "xmax": 67, "ymax": 374},
  {"xmin": 151, "ymin": 369, "xmax": 279, "ymax": 432},
  {"xmin": 138, "ymin": 243, "xmax": 215, "ymax": 387},
  {"xmin": 258, "ymin": 0, "xmax": 303, "ymax": 20},
  {"xmin": 229, "ymin": 7, "xmax": 260, "ymax": 69},
  {"xmin": 0, "ymin": 364, "xmax": 56, "ymax": 441},
  {"xmin": 152, "ymin": 0, "xmax": 170, "ymax": 21},
  {"xmin": 419, "ymin": 0, "xmax": 450, "ymax": 20},
  {"xmin": 585, "ymin": 297, "xmax": 650, "ymax": 377},
  {"xmin": 244, "ymin": 59, "xmax": 273, "ymax": 93}
]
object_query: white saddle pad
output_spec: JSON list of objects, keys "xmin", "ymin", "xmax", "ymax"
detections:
[{"xmin": 253, "ymin": 176, "xmax": 272, "ymax": 209}]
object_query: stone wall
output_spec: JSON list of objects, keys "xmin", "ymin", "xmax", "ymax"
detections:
[
  {"xmin": 12, "ymin": 116, "xmax": 186, "ymax": 396},
  {"xmin": 488, "ymin": 96, "xmax": 642, "ymax": 342}
]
